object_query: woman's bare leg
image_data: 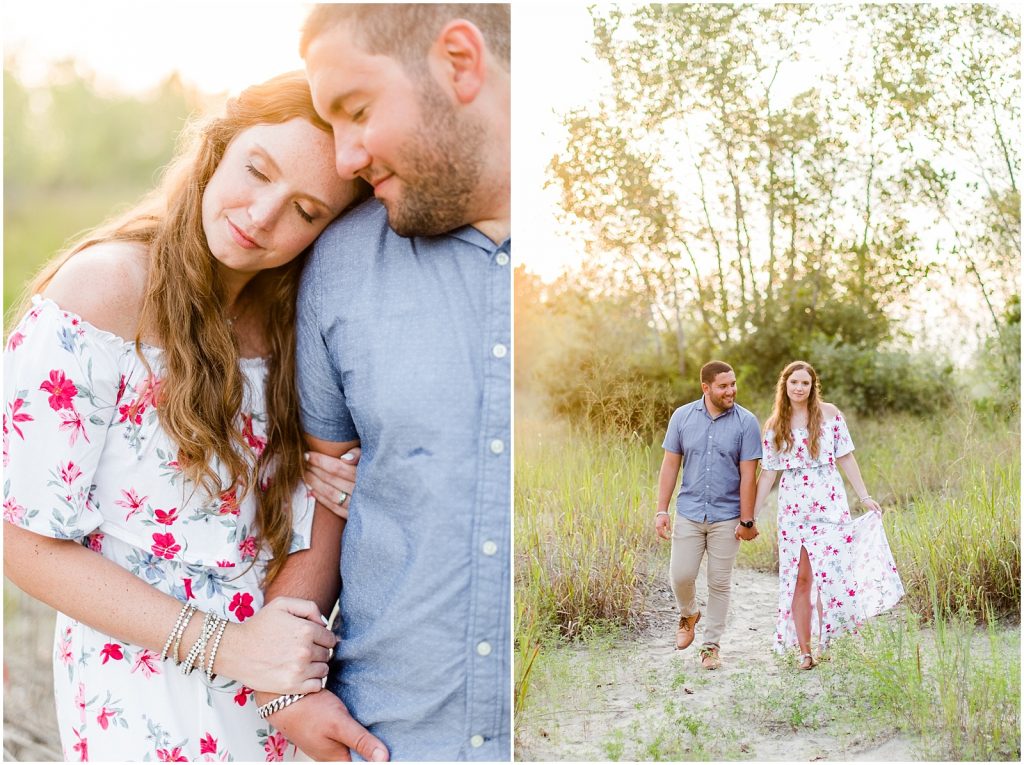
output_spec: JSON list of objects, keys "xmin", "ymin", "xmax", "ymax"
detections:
[{"xmin": 791, "ymin": 546, "xmax": 814, "ymax": 663}]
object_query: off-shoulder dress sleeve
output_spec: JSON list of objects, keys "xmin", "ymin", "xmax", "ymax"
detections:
[
  {"xmin": 3, "ymin": 298, "xmax": 124, "ymax": 540},
  {"xmin": 830, "ymin": 411, "xmax": 855, "ymax": 459},
  {"xmin": 760, "ymin": 429, "xmax": 783, "ymax": 470}
]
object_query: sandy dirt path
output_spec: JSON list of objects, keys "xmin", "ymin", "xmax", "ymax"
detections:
[{"xmin": 516, "ymin": 565, "xmax": 917, "ymax": 761}]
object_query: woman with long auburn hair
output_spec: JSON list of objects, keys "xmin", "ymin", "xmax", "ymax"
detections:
[
  {"xmin": 752, "ymin": 361, "xmax": 904, "ymax": 669},
  {"xmin": 3, "ymin": 72, "xmax": 371, "ymax": 760}
]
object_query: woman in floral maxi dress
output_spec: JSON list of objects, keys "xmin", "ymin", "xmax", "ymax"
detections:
[
  {"xmin": 2, "ymin": 73, "xmax": 381, "ymax": 761},
  {"xmin": 753, "ymin": 361, "xmax": 904, "ymax": 669}
]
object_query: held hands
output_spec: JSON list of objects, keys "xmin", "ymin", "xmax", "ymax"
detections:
[
  {"xmin": 304, "ymin": 447, "xmax": 361, "ymax": 519},
  {"xmin": 654, "ymin": 512, "xmax": 672, "ymax": 540},
  {"xmin": 262, "ymin": 690, "xmax": 390, "ymax": 762},
  {"xmin": 220, "ymin": 597, "xmax": 336, "ymax": 695},
  {"xmin": 734, "ymin": 523, "xmax": 759, "ymax": 542}
]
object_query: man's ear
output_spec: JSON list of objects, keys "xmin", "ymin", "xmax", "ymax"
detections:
[{"xmin": 429, "ymin": 19, "xmax": 486, "ymax": 104}]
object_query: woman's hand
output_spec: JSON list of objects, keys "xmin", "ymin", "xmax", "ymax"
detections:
[
  {"xmin": 217, "ymin": 597, "xmax": 337, "ymax": 695},
  {"xmin": 861, "ymin": 497, "xmax": 883, "ymax": 516},
  {"xmin": 304, "ymin": 447, "xmax": 360, "ymax": 519}
]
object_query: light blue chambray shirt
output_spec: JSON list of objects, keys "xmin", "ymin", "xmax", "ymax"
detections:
[
  {"xmin": 296, "ymin": 200, "xmax": 511, "ymax": 761},
  {"xmin": 662, "ymin": 398, "xmax": 762, "ymax": 523}
]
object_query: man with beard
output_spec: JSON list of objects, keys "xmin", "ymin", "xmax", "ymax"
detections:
[
  {"xmin": 254, "ymin": 5, "xmax": 510, "ymax": 762},
  {"xmin": 654, "ymin": 361, "xmax": 761, "ymax": 670}
]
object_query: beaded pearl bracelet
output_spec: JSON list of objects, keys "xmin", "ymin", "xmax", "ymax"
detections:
[
  {"xmin": 205, "ymin": 616, "xmax": 229, "ymax": 682},
  {"xmin": 257, "ymin": 693, "xmax": 307, "ymax": 720},
  {"xmin": 182, "ymin": 611, "xmax": 220, "ymax": 675},
  {"xmin": 161, "ymin": 602, "xmax": 197, "ymax": 663}
]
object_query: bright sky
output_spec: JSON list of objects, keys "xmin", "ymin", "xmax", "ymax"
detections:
[{"xmin": 2, "ymin": 1, "xmax": 311, "ymax": 96}]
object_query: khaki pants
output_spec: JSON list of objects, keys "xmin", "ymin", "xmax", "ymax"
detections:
[{"xmin": 669, "ymin": 516, "xmax": 741, "ymax": 646}]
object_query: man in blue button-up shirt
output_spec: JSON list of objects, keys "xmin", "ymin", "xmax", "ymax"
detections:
[
  {"xmin": 655, "ymin": 361, "xmax": 761, "ymax": 670},
  {"xmin": 259, "ymin": 5, "xmax": 510, "ymax": 762}
]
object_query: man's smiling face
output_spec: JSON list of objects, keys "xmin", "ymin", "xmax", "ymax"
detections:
[{"xmin": 305, "ymin": 22, "xmax": 484, "ymax": 237}]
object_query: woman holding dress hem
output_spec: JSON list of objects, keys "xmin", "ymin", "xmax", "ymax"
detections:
[
  {"xmin": 753, "ymin": 361, "xmax": 904, "ymax": 670},
  {"xmin": 2, "ymin": 72, "xmax": 386, "ymax": 761}
]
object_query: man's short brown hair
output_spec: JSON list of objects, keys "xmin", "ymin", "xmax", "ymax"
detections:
[
  {"xmin": 300, "ymin": 4, "xmax": 511, "ymax": 72},
  {"xmin": 700, "ymin": 360, "xmax": 734, "ymax": 385}
]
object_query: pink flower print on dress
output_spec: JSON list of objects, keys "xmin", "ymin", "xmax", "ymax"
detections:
[
  {"xmin": 130, "ymin": 649, "xmax": 161, "ymax": 678},
  {"xmin": 234, "ymin": 685, "xmax": 253, "ymax": 706},
  {"xmin": 229, "ymin": 592, "xmax": 255, "ymax": 621},
  {"xmin": 118, "ymin": 400, "xmax": 146, "ymax": 426},
  {"xmin": 87, "ymin": 533, "xmax": 104, "ymax": 553},
  {"xmin": 59, "ymin": 628, "xmax": 74, "ymax": 666},
  {"xmin": 216, "ymin": 560, "xmax": 237, "ymax": 568},
  {"xmin": 200, "ymin": 733, "xmax": 218, "ymax": 755},
  {"xmin": 183, "ymin": 578, "xmax": 195, "ymax": 600},
  {"xmin": 238, "ymin": 536, "xmax": 258, "ymax": 560},
  {"xmin": 153, "ymin": 507, "xmax": 179, "ymax": 526},
  {"xmin": 3, "ymin": 497, "xmax": 26, "ymax": 524},
  {"xmin": 40, "ymin": 369, "xmax": 78, "ymax": 411},
  {"xmin": 263, "ymin": 731, "xmax": 288, "ymax": 762},
  {"xmin": 157, "ymin": 747, "xmax": 189, "ymax": 762},
  {"xmin": 75, "ymin": 682, "xmax": 86, "ymax": 722},
  {"xmin": 241, "ymin": 414, "xmax": 267, "ymax": 456},
  {"xmin": 7, "ymin": 331, "xmax": 24, "ymax": 351},
  {"xmin": 60, "ymin": 461, "xmax": 84, "ymax": 487},
  {"xmin": 7, "ymin": 397, "xmax": 33, "ymax": 439},
  {"xmin": 219, "ymin": 487, "xmax": 240, "ymax": 516},
  {"xmin": 100, "ymin": 642, "xmax": 123, "ymax": 664},
  {"xmin": 72, "ymin": 728, "xmax": 88, "ymax": 761},
  {"xmin": 115, "ymin": 489, "xmax": 148, "ymax": 521},
  {"xmin": 151, "ymin": 532, "xmax": 181, "ymax": 559},
  {"xmin": 96, "ymin": 707, "xmax": 115, "ymax": 730},
  {"xmin": 58, "ymin": 408, "xmax": 91, "ymax": 446}
]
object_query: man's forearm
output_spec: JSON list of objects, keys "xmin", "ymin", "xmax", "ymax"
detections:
[
  {"xmin": 266, "ymin": 503, "xmax": 344, "ymax": 618},
  {"xmin": 656, "ymin": 456, "xmax": 682, "ymax": 511},
  {"xmin": 738, "ymin": 461, "xmax": 757, "ymax": 521}
]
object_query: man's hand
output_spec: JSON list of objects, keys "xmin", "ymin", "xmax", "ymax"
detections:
[
  {"xmin": 655, "ymin": 512, "xmax": 672, "ymax": 541},
  {"xmin": 734, "ymin": 523, "xmax": 759, "ymax": 542},
  {"xmin": 263, "ymin": 691, "xmax": 389, "ymax": 762}
]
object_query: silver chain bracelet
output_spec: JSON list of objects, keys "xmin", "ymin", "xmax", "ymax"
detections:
[{"xmin": 256, "ymin": 692, "xmax": 307, "ymax": 720}]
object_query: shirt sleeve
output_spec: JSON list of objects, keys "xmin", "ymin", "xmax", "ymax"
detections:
[
  {"xmin": 3, "ymin": 299, "xmax": 122, "ymax": 540},
  {"xmin": 831, "ymin": 410, "xmax": 855, "ymax": 459},
  {"xmin": 295, "ymin": 250, "xmax": 358, "ymax": 442},
  {"xmin": 661, "ymin": 408, "xmax": 683, "ymax": 454},
  {"xmin": 760, "ymin": 430, "xmax": 783, "ymax": 470},
  {"xmin": 739, "ymin": 413, "xmax": 763, "ymax": 461}
]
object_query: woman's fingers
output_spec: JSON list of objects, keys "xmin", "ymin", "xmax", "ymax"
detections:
[{"xmin": 304, "ymin": 470, "xmax": 352, "ymax": 519}]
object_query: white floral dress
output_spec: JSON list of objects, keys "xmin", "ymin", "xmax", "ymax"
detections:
[
  {"xmin": 3, "ymin": 297, "xmax": 314, "ymax": 762},
  {"xmin": 762, "ymin": 411, "xmax": 904, "ymax": 652}
]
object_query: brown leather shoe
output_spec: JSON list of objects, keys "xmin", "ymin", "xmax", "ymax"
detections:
[
  {"xmin": 675, "ymin": 611, "xmax": 701, "ymax": 650},
  {"xmin": 699, "ymin": 643, "xmax": 721, "ymax": 670}
]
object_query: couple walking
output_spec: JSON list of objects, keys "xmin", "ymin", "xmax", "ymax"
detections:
[{"xmin": 656, "ymin": 360, "xmax": 904, "ymax": 670}]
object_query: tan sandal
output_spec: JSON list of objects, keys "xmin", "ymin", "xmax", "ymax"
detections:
[{"xmin": 797, "ymin": 652, "xmax": 817, "ymax": 670}]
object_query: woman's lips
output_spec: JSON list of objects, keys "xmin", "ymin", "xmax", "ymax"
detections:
[{"xmin": 228, "ymin": 220, "xmax": 260, "ymax": 250}]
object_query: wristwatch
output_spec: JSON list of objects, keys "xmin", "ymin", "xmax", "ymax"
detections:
[{"xmin": 738, "ymin": 519, "xmax": 755, "ymax": 529}]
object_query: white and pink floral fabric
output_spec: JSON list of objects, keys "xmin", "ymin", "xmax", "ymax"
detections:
[
  {"xmin": 762, "ymin": 411, "xmax": 904, "ymax": 652},
  {"xmin": 3, "ymin": 297, "xmax": 314, "ymax": 761}
]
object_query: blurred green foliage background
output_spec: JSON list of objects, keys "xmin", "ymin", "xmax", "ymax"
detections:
[{"xmin": 3, "ymin": 62, "xmax": 207, "ymax": 314}]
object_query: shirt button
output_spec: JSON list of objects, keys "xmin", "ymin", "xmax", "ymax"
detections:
[
  {"xmin": 482, "ymin": 540, "xmax": 498, "ymax": 556},
  {"xmin": 495, "ymin": 252, "xmax": 510, "ymax": 266},
  {"xmin": 489, "ymin": 439, "xmax": 504, "ymax": 454},
  {"xmin": 492, "ymin": 343, "xmax": 508, "ymax": 358},
  {"xmin": 470, "ymin": 735, "xmax": 485, "ymax": 748},
  {"xmin": 477, "ymin": 641, "xmax": 492, "ymax": 656}
]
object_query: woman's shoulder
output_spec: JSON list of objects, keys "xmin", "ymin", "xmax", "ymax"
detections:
[
  {"xmin": 819, "ymin": 402, "xmax": 845, "ymax": 423},
  {"xmin": 41, "ymin": 241, "xmax": 148, "ymax": 341}
]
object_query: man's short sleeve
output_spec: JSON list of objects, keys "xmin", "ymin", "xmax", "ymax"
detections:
[
  {"xmin": 739, "ymin": 412, "xmax": 763, "ymax": 461},
  {"xmin": 661, "ymin": 407, "xmax": 683, "ymax": 454},
  {"xmin": 295, "ymin": 249, "xmax": 357, "ymax": 442}
]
